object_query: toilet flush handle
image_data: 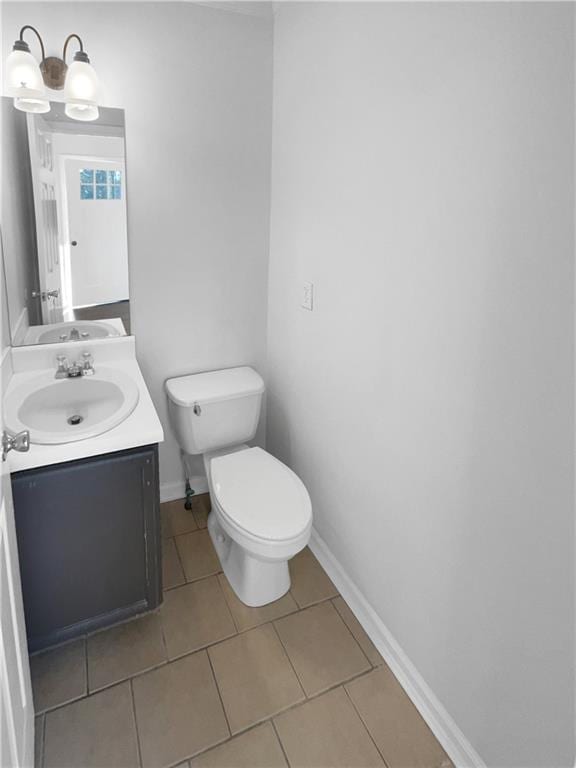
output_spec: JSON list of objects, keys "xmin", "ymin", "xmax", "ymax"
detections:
[{"xmin": 193, "ymin": 402, "xmax": 201, "ymax": 416}]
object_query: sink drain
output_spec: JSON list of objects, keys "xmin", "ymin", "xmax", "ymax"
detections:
[{"xmin": 67, "ymin": 415, "xmax": 83, "ymax": 426}]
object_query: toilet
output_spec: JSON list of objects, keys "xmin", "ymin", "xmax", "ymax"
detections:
[{"xmin": 165, "ymin": 366, "xmax": 312, "ymax": 607}]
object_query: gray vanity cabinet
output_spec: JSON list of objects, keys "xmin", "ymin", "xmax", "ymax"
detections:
[{"xmin": 12, "ymin": 444, "xmax": 162, "ymax": 652}]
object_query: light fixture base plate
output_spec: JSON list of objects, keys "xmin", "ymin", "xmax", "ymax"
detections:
[{"xmin": 40, "ymin": 56, "xmax": 67, "ymax": 90}]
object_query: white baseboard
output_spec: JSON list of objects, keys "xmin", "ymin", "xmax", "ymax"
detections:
[
  {"xmin": 309, "ymin": 527, "xmax": 486, "ymax": 768},
  {"xmin": 160, "ymin": 476, "xmax": 208, "ymax": 503}
]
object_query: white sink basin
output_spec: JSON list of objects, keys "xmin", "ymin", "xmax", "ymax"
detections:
[
  {"xmin": 5, "ymin": 367, "xmax": 139, "ymax": 445},
  {"xmin": 37, "ymin": 321, "xmax": 120, "ymax": 344}
]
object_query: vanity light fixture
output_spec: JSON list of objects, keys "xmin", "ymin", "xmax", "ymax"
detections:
[{"xmin": 5, "ymin": 26, "xmax": 100, "ymax": 121}]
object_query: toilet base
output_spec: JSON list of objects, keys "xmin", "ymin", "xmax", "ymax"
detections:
[{"xmin": 208, "ymin": 512, "xmax": 291, "ymax": 607}]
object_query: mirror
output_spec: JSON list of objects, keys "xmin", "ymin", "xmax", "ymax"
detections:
[{"xmin": 1, "ymin": 98, "xmax": 130, "ymax": 346}]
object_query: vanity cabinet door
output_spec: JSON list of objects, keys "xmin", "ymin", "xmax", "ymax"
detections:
[{"xmin": 11, "ymin": 445, "xmax": 161, "ymax": 652}]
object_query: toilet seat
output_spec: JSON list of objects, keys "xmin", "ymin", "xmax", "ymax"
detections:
[{"xmin": 210, "ymin": 447, "xmax": 312, "ymax": 543}]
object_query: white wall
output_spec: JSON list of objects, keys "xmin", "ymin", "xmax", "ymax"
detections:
[
  {"xmin": 2, "ymin": 1, "xmax": 273, "ymax": 495},
  {"xmin": 267, "ymin": 4, "xmax": 575, "ymax": 767}
]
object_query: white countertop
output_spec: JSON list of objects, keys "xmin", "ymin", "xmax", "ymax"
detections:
[{"xmin": 5, "ymin": 338, "xmax": 164, "ymax": 473}]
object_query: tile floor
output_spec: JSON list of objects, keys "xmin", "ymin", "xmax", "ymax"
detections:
[{"xmin": 32, "ymin": 494, "xmax": 453, "ymax": 768}]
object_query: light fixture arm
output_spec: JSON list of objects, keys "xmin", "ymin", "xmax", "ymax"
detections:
[
  {"xmin": 62, "ymin": 33, "xmax": 88, "ymax": 63},
  {"xmin": 16, "ymin": 25, "xmax": 46, "ymax": 61}
]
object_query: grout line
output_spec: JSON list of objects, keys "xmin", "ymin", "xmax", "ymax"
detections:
[
  {"xmin": 39, "ymin": 711, "xmax": 46, "ymax": 768},
  {"xmin": 164, "ymin": 534, "xmax": 187, "ymax": 589},
  {"xmin": 342, "ymin": 682, "xmax": 391, "ymax": 768},
  {"xmin": 171, "ymin": 536, "xmax": 188, "ymax": 582},
  {"xmin": 213, "ymin": 577, "xmax": 239, "ymax": 637},
  {"xmin": 129, "ymin": 678, "xmax": 144, "ymax": 768},
  {"xmin": 272, "ymin": 600, "xmax": 372, "ymax": 698},
  {"xmin": 83, "ymin": 636, "xmax": 90, "ymax": 696},
  {"xmin": 88, "ymin": 659, "xmax": 169, "ymax": 696},
  {"xmin": 271, "ymin": 717, "xmax": 292, "ymax": 767},
  {"xmin": 332, "ymin": 595, "xmax": 384, "ymax": 670},
  {"xmin": 158, "ymin": 606, "xmax": 170, "ymax": 664},
  {"xmin": 328, "ymin": 598, "xmax": 374, "ymax": 671},
  {"xmin": 35, "ymin": 691, "xmax": 87, "ymax": 717},
  {"xmin": 35, "ymin": 678, "xmax": 131, "ymax": 716},
  {"xmin": 270, "ymin": 622, "xmax": 307, "ymax": 700},
  {"xmin": 163, "ymin": 626, "xmax": 237, "ymax": 665},
  {"xmin": 215, "ymin": 574, "xmax": 240, "ymax": 634},
  {"xmin": 179, "ymin": 720, "xmax": 278, "ymax": 767},
  {"xmin": 165, "ymin": 567, "xmax": 224, "ymax": 591},
  {"xmin": 206, "ymin": 649, "xmax": 232, "ymax": 739}
]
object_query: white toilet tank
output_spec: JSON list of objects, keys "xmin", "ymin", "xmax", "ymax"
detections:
[{"xmin": 165, "ymin": 366, "xmax": 265, "ymax": 455}]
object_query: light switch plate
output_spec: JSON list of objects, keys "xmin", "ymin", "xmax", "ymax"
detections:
[{"xmin": 301, "ymin": 281, "xmax": 314, "ymax": 311}]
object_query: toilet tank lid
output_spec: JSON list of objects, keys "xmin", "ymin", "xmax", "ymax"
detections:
[{"xmin": 165, "ymin": 366, "xmax": 264, "ymax": 407}]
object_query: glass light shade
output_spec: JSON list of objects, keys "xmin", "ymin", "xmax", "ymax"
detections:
[
  {"xmin": 64, "ymin": 59, "xmax": 99, "ymax": 100},
  {"xmin": 64, "ymin": 59, "xmax": 100, "ymax": 121},
  {"xmin": 5, "ymin": 48, "xmax": 49, "ymax": 113},
  {"xmin": 6, "ymin": 48, "xmax": 43, "ymax": 93},
  {"xmin": 14, "ymin": 96, "xmax": 50, "ymax": 114},
  {"xmin": 65, "ymin": 101, "xmax": 99, "ymax": 122}
]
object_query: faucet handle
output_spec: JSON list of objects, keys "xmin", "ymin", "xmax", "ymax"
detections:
[
  {"xmin": 81, "ymin": 351, "xmax": 95, "ymax": 376},
  {"xmin": 55, "ymin": 355, "xmax": 69, "ymax": 379}
]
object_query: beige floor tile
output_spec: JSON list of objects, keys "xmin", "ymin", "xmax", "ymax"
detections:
[
  {"xmin": 176, "ymin": 529, "xmax": 221, "ymax": 582},
  {"xmin": 192, "ymin": 493, "xmax": 211, "ymax": 529},
  {"xmin": 163, "ymin": 537, "xmax": 186, "ymax": 590},
  {"xmin": 346, "ymin": 666, "xmax": 453, "ymax": 768},
  {"xmin": 30, "ymin": 639, "xmax": 87, "ymax": 713},
  {"xmin": 332, "ymin": 597, "xmax": 384, "ymax": 667},
  {"xmin": 218, "ymin": 574, "xmax": 298, "ymax": 632},
  {"xmin": 161, "ymin": 576, "xmax": 236, "ymax": 659},
  {"xmin": 208, "ymin": 623, "xmax": 305, "ymax": 734},
  {"xmin": 274, "ymin": 687, "xmax": 384, "ymax": 767},
  {"xmin": 161, "ymin": 498, "xmax": 198, "ymax": 538},
  {"xmin": 87, "ymin": 612, "xmax": 166, "ymax": 691},
  {"xmin": 132, "ymin": 650, "xmax": 229, "ymax": 768},
  {"xmin": 44, "ymin": 682, "xmax": 139, "ymax": 768},
  {"xmin": 35, "ymin": 715, "xmax": 44, "ymax": 768},
  {"xmin": 189, "ymin": 722, "xmax": 287, "ymax": 768},
  {"xmin": 289, "ymin": 547, "xmax": 338, "ymax": 608},
  {"xmin": 274, "ymin": 601, "xmax": 371, "ymax": 696}
]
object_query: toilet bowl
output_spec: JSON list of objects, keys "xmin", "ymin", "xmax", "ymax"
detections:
[{"xmin": 165, "ymin": 367, "xmax": 312, "ymax": 606}]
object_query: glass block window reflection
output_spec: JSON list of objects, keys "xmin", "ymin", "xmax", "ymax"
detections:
[{"xmin": 80, "ymin": 168, "xmax": 122, "ymax": 201}]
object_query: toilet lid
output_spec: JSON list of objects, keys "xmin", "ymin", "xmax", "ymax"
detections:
[{"xmin": 211, "ymin": 448, "xmax": 312, "ymax": 542}]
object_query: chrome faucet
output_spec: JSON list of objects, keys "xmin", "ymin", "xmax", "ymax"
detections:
[
  {"xmin": 55, "ymin": 352, "xmax": 96, "ymax": 378},
  {"xmin": 69, "ymin": 327, "xmax": 80, "ymax": 341}
]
